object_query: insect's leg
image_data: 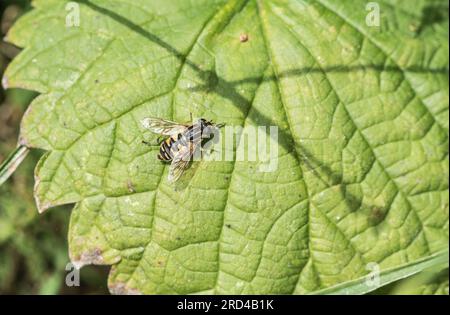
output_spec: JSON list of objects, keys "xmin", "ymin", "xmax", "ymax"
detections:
[
  {"xmin": 200, "ymin": 146, "xmax": 217, "ymax": 156},
  {"xmin": 190, "ymin": 112, "xmax": 193, "ymax": 124},
  {"xmin": 157, "ymin": 135, "xmax": 165, "ymax": 144},
  {"xmin": 142, "ymin": 137, "xmax": 163, "ymax": 146}
]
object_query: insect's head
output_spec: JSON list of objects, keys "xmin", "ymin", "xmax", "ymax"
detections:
[
  {"xmin": 197, "ymin": 118, "xmax": 225, "ymax": 129},
  {"xmin": 198, "ymin": 118, "xmax": 211, "ymax": 128},
  {"xmin": 196, "ymin": 118, "xmax": 224, "ymax": 142}
]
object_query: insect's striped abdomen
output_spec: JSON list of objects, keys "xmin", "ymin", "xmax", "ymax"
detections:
[
  {"xmin": 158, "ymin": 137, "xmax": 176, "ymax": 161},
  {"xmin": 158, "ymin": 134, "xmax": 192, "ymax": 161}
]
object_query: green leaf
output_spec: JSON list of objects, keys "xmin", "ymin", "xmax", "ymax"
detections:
[{"xmin": 3, "ymin": 0, "xmax": 448, "ymax": 294}]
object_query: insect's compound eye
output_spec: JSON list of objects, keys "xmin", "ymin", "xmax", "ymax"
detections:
[
  {"xmin": 195, "ymin": 118, "xmax": 203, "ymax": 126},
  {"xmin": 202, "ymin": 126, "xmax": 212, "ymax": 137},
  {"xmin": 202, "ymin": 126, "xmax": 221, "ymax": 143},
  {"xmin": 198, "ymin": 119, "xmax": 211, "ymax": 130}
]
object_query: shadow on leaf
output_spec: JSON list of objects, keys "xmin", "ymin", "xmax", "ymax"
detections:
[{"xmin": 75, "ymin": 0, "xmax": 445, "ymax": 220}]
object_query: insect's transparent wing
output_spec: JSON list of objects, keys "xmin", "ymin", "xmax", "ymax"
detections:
[
  {"xmin": 141, "ymin": 117, "xmax": 188, "ymax": 136},
  {"xmin": 168, "ymin": 145, "xmax": 195, "ymax": 182}
]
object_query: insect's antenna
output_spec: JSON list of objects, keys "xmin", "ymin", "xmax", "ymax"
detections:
[
  {"xmin": 215, "ymin": 122, "xmax": 225, "ymax": 128},
  {"xmin": 190, "ymin": 112, "xmax": 193, "ymax": 124}
]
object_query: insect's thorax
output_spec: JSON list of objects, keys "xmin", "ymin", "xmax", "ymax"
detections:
[{"xmin": 183, "ymin": 125, "xmax": 200, "ymax": 142}]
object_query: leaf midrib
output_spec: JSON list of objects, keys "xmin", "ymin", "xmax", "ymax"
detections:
[
  {"xmin": 256, "ymin": 0, "xmax": 315, "ymax": 293},
  {"xmin": 118, "ymin": 0, "xmax": 253, "ymax": 292}
]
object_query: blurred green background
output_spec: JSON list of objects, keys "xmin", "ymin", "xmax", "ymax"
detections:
[
  {"xmin": 0, "ymin": 0, "xmax": 109, "ymax": 294},
  {"xmin": 0, "ymin": 0, "xmax": 447, "ymax": 295}
]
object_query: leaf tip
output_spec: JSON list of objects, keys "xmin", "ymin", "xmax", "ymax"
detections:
[
  {"xmin": 18, "ymin": 136, "xmax": 29, "ymax": 148},
  {"xmin": 71, "ymin": 248, "xmax": 105, "ymax": 269},
  {"xmin": 70, "ymin": 248, "xmax": 104, "ymax": 269},
  {"xmin": 33, "ymin": 173, "xmax": 49, "ymax": 213},
  {"xmin": 35, "ymin": 198, "xmax": 51, "ymax": 214},
  {"xmin": 2, "ymin": 75, "xmax": 9, "ymax": 90}
]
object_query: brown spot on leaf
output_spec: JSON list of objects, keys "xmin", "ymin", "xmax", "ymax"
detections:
[
  {"xmin": 109, "ymin": 282, "xmax": 141, "ymax": 295},
  {"xmin": 368, "ymin": 207, "xmax": 386, "ymax": 226},
  {"xmin": 72, "ymin": 248, "xmax": 104, "ymax": 269},
  {"xmin": 239, "ymin": 33, "xmax": 249, "ymax": 42},
  {"xmin": 157, "ymin": 260, "xmax": 164, "ymax": 267},
  {"xmin": 127, "ymin": 180, "xmax": 136, "ymax": 193}
]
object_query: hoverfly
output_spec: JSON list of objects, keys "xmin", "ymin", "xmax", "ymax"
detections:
[{"xmin": 141, "ymin": 116, "xmax": 223, "ymax": 182}]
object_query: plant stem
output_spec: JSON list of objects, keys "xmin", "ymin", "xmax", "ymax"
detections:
[{"xmin": 0, "ymin": 145, "xmax": 29, "ymax": 186}]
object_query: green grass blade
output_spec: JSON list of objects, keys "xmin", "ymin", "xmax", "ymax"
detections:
[
  {"xmin": 310, "ymin": 248, "xmax": 449, "ymax": 295},
  {"xmin": 0, "ymin": 145, "xmax": 29, "ymax": 186}
]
